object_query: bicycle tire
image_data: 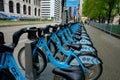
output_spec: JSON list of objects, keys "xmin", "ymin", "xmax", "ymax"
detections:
[
  {"xmin": 18, "ymin": 47, "xmax": 47, "ymax": 75},
  {"xmin": 48, "ymin": 40, "xmax": 58, "ymax": 57},
  {"xmin": 0, "ymin": 68, "xmax": 15, "ymax": 80},
  {"xmin": 80, "ymin": 50, "xmax": 98, "ymax": 56},
  {"xmin": 49, "ymin": 40, "xmax": 68, "ymax": 61},
  {"xmin": 80, "ymin": 45, "xmax": 98, "ymax": 56},
  {"xmin": 68, "ymin": 54, "xmax": 103, "ymax": 80},
  {"xmin": 53, "ymin": 75, "xmax": 66, "ymax": 80}
]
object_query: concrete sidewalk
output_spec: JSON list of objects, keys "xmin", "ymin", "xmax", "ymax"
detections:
[{"xmin": 85, "ymin": 24, "xmax": 120, "ymax": 80}]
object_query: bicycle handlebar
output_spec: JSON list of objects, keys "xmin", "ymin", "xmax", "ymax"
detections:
[
  {"xmin": 13, "ymin": 28, "xmax": 28, "ymax": 47},
  {"xmin": 27, "ymin": 27, "xmax": 38, "ymax": 40},
  {"xmin": 13, "ymin": 27, "xmax": 38, "ymax": 47},
  {"xmin": 0, "ymin": 32, "xmax": 5, "ymax": 44},
  {"xmin": 12, "ymin": 23, "xmax": 74, "ymax": 46}
]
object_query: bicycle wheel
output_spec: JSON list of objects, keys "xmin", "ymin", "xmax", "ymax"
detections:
[
  {"xmin": 0, "ymin": 69, "xmax": 15, "ymax": 80},
  {"xmin": 80, "ymin": 45, "xmax": 98, "ymax": 56},
  {"xmin": 80, "ymin": 51, "xmax": 98, "ymax": 56},
  {"xmin": 53, "ymin": 75, "xmax": 66, "ymax": 80},
  {"xmin": 18, "ymin": 47, "xmax": 47, "ymax": 75},
  {"xmin": 68, "ymin": 54, "xmax": 103, "ymax": 80},
  {"xmin": 48, "ymin": 40, "xmax": 58, "ymax": 57}
]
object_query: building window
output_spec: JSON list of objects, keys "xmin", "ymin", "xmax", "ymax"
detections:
[
  {"xmin": 23, "ymin": 0, "xmax": 25, "ymax": 1},
  {"xmin": 34, "ymin": 8, "xmax": 37, "ymax": 16},
  {"xmin": 9, "ymin": 1, "xmax": 14, "ymax": 13},
  {"xmin": 38, "ymin": 9, "xmax": 40, "ymax": 16},
  {"xmin": 16, "ymin": 3, "xmax": 20, "ymax": 14},
  {"xmin": 28, "ymin": 6, "xmax": 31, "ymax": 15},
  {"xmin": 34, "ymin": 0, "xmax": 35, "ymax": 5},
  {"xmin": 29, "ymin": 0, "xmax": 31, "ymax": 3},
  {"xmin": 23, "ymin": 5, "xmax": 27, "ymax": 14},
  {"xmin": 26, "ymin": 0, "xmax": 28, "ymax": 3},
  {"xmin": 0, "ymin": 0, "xmax": 4, "ymax": 11}
]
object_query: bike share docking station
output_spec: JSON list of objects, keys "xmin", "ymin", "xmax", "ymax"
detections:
[
  {"xmin": 24, "ymin": 37, "xmax": 57, "ymax": 80},
  {"xmin": 25, "ymin": 40, "xmax": 37, "ymax": 80}
]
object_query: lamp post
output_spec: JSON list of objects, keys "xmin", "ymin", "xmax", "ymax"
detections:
[{"xmin": 61, "ymin": 0, "xmax": 68, "ymax": 24}]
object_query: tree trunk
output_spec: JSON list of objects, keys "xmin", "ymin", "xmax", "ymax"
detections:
[
  {"xmin": 118, "ymin": 14, "xmax": 120, "ymax": 24},
  {"xmin": 98, "ymin": 16, "xmax": 101, "ymax": 23},
  {"xmin": 107, "ymin": 2, "xmax": 114, "ymax": 24},
  {"xmin": 107, "ymin": 8, "xmax": 112, "ymax": 24},
  {"xmin": 119, "ymin": 18, "xmax": 120, "ymax": 24}
]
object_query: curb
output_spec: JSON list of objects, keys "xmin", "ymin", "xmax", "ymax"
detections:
[{"xmin": 0, "ymin": 22, "xmax": 52, "ymax": 27}]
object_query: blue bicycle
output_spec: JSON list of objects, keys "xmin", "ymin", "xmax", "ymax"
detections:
[
  {"xmin": 0, "ymin": 29, "xmax": 84, "ymax": 80},
  {"xmin": 0, "ymin": 28, "xmax": 28, "ymax": 80},
  {"xmin": 47, "ymin": 23, "xmax": 97, "ymax": 59},
  {"xmin": 18, "ymin": 25, "xmax": 103, "ymax": 80}
]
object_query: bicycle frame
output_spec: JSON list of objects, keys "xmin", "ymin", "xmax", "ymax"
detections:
[
  {"xmin": 57, "ymin": 29, "xmax": 96, "ymax": 53},
  {"xmin": 68, "ymin": 23, "xmax": 90, "ymax": 39},
  {"xmin": 33, "ymin": 31, "xmax": 101, "ymax": 73},
  {"xmin": 32, "ymin": 35, "xmax": 89, "ymax": 72},
  {"xmin": 0, "ymin": 27, "xmax": 36, "ymax": 80},
  {"xmin": 66, "ymin": 25, "xmax": 96, "ymax": 52},
  {"xmin": 0, "ymin": 52, "xmax": 25, "ymax": 80},
  {"xmin": 63, "ymin": 27, "xmax": 92, "ymax": 45}
]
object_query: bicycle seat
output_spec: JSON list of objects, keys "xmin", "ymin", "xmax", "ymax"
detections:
[
  {"xmin": 67, "ymin": 44, "xmax": 82, "ymax": 50},
  {"xmin": 52, "ymin": 66, "xmax": 85, "ymax": 80}
]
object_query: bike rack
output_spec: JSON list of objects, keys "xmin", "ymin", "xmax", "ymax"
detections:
[{"xmin": 25, "ymin": 41, "xmax": 37, "ymax": 80}]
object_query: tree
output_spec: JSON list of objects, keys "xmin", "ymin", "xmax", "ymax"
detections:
[
  {"xmin": 103, "ymin": 0, "xmax": 118, "ymax": 24},
  {"xmin": 115, "ymin": 0, "xmax": 120, "ymax": 24},
  {"xmin": 82, "ymin": 0, "xmax": 119, "ymax": 24},
  {"xmin": 82, "ymin": 0, "xmax": 107, "ymax": 22}
]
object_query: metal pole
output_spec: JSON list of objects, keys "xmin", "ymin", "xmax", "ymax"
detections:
[
  {"xmin": 61, "ymin": 0, "xmax": 67, "ymax": 24},
  {"xmin": 25, "ymin": 41, "xmax": 36, "ymax": 80}
]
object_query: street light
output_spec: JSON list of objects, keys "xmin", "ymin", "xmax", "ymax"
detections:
[{"xmin": 61, "ymin": 0, "xmax": 68, "ymax": 24}]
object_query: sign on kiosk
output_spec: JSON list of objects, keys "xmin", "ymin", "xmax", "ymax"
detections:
[{"xmin": 66, "ymin": 0, "xmax": 79, "ymax": 7}]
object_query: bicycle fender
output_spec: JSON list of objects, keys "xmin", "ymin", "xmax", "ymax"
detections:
[{"xmin": 79, "ymin": 54, "xmax": 103, "ymax": 64}]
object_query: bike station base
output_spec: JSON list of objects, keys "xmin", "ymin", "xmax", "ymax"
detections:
[
  {"xmin": 21, "ymin": 63, "xmax": 55, "ymax": 80},
  {"xmin": 37, "ymin": 63, "xmax": 55, "ymax": 80}
]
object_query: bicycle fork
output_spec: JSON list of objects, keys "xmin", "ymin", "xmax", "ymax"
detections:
[
  {"xmin": 71, "ymin": 52, "xmax": 102, "ymax": 73},
  {"xmin": 70, "ymin": 51, "xmax": 87, "ymax": 73}
]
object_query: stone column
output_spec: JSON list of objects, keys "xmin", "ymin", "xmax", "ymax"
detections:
[
  {"xmin": 20, "ymin": 3, "xmax": 24, "ymax": 15},
  {"xmin": 4, "ymin": 0, "xmax": 9, "ymax": 13},
  {"xmin": 14, "ymin": 1, "xmax": 16, "ymax": 14}
]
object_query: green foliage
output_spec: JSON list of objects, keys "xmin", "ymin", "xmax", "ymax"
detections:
[
  {"xmin": 83, "ymin": 0, "xmax": 106, "ymax": 18},
  {"xmin": 82, "ymin": 0, "xmax": 120, "ymax": 23}
]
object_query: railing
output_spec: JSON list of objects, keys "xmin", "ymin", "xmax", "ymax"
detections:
[{"xmin": 90, "ymin": 22, "xmax": 120, "ymax": 38}]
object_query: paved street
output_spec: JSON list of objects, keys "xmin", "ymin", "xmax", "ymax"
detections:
[
  {"xmin": 85, "ymin": 25, "xmax": 120, "ymax": 80},
  {"xmin": 0, "ymin": 23, "xmax": 120, "ymax": 80}
]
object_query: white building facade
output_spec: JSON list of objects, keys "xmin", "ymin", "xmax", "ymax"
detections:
[
  {"xmin": 41, "ymin": 0, "xmax": 61, "ymax": 21},
  {"xmin": 0, "ymin": 0, "xmax": 62, "ymax": 20},
  {"xmin": 54, "ymin": 0, "xmax": 61, "ymax": 21},
  {"xmin": 0, "ymin": 0, "xmax": 41, "ymax": 19}
]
